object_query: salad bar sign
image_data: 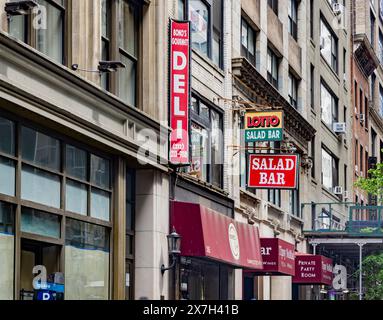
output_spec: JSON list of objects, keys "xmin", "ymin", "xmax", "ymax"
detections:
[
  {"xmin": 245, "ymin": 111, "xmax": 284, "ymax": 142},
  {"xmin": 248, "ymin": 154, "xmax": 299, "ymax": 189}
]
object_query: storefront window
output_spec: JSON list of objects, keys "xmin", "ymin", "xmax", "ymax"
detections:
[
  {"xmin": 21, "ymin": 208, "xmax": 61, "ymax": 239},
  {"xmin": 0, "ymin": 202, "xmax": 14, "ymax": 300},
  {"xmin": 0, "ymin": 117, "xmax": 15, "ymax": 155},
  {"xmin": 21, "ymin": 165, "xmax": 61, "ymax": 208},
  {"xmin": 180, "ymin": 258, "xmax": 234, "ymax": 300},
  {"xmin": 65, "ymin": 219, "xmax": 110, "ymax": 300},
  {"xmin": 0, "ymin": 157, "xmax": 16, "ymax": 197},
  {"xmin": 0, "ymin": 114, "xmax": 114, "ymax": 300}
]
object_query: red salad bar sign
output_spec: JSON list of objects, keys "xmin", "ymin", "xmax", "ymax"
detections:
[
  {"xmin": 248, "ymin": 154, "xmax": 299, "ymax": 189},
  {"xmin": 169, "ymin": 20, "xmax": 191, "ymax": 165}
]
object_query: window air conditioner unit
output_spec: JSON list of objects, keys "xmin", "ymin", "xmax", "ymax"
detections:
[
  {"xmin": 333, "ymin": 186, "xmax": 343, "ymax": 195},
  {"xmin": 332, "ymin": 3, "xmax": 342, "ymax": 16},
  {"xmin": 343, "ymin": 190, "xmax": 349, "ymax": 199},
  {"xmin": 359, "ymin": 114, "xmax": 365, "ymax": 122},
  {"xmin": 320, "ymin": 37, "xmax": 326, "ymax": 50},
  {"xmin": 333, "ymin": 122, "xmax": 346, "ymax": 134}
]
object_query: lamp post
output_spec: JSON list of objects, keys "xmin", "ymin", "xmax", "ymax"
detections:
[{"xmin": 161, "ymin": 227, "xmax": 181, "ymax": 275}]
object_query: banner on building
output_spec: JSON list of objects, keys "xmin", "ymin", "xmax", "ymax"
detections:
[
  {"xmin": 169, "ymin": 20, "xmax": 191, "ymax": 165},
  {"xmin": 245, "ymin": 111, "xmax": 284, "ymax": 142},
  {"xmin": 293, "ymin": 254, "xmax": 333, "ymax": 286},
  {"xmin": 248, "ymin": 154, "xmax": 299, "ymax": 189}
]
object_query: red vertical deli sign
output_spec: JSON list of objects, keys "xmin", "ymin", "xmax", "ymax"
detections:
[
  {"xmin": 248, "ymin": 154, "xmax": 299, "ymax": 189},
  {"xmin": 169, "ymin": 20, "xmax": 191, "ymax": 165}
]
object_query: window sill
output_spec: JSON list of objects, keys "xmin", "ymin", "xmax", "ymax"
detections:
[
  {"xmin": 320, "ymin": 54, "xmax": 340, "ymax": 82},
  {"xmin": 191, "ymin": 49, "xmax": 225, "ymax": 77},
  {"xmin": 289, "ymin": 213, "xmax": 304, "ymax": 226},
  {"xmin": 321, "ymin": 120, "xmax": 342, "ymax": 142},
  {"xmin": 267, "ymin": 202, "xmax": 284, "ymax": 216},
  {"xmin": 321, "ymin": 185, "xmax": 342, "ymax": 202}
]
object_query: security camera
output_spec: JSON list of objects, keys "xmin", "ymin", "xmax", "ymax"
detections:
[
  {"xmin": 98, "ymin": 61, "xmax": 126, "ymax": 73},
  {"xmin": 5, "ymin": 1, "xmax": 37, "ymax": 16}
]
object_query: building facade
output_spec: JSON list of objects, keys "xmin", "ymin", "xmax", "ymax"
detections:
[{"xmin": 1, "ymin": 0, "xmax": 382, "ymax": 301}]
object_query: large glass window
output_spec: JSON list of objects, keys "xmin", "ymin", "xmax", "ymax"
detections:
[
  {"xmin": 320, "ymin": 18, "xmax": 338, "ymax": 73},
  {"xmin": 0, "ymin": 202, "xmax": 14, "ymax": 300},
  {"xmin": 190, "ymin": 0, "xmax": 223, "ymax": 68},
  {"xmin": 185, "ymin": 95, "xmax": 223, "ymax": 188},
  {"xmin": 321, "ymin": 82, "xmax": 338, "ymax": 128},
  {"xmin": 65, "ymin": 219, "xmax": 110, "ymax": 300},
  {"xmin": 21, "ymin": 207, "xmax": 61, "ymax": 238},
  {"xmin": 0, "ymin": 114, "xmax": 114, "ymax": 300},
  {"xmin": 241, "ymin": 18, "xmax": 256, "ymax": 67}
]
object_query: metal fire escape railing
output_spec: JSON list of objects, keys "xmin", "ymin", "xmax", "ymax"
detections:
[{"xmin": 302, "ymin": 202, "xmax": 383, "ymax": 237}]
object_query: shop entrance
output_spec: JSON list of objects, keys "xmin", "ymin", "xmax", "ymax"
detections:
[
  {"xmin": 20, "ymin": 239, "xmax": 63, "ymax": 300},
  {"xmin": 180, "ymin": 258, "xmax": 234, "ymax": 300}
]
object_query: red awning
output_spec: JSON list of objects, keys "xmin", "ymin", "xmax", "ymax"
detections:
[
  {"xmin": 292, "ymin": 254, "xmax": 333, "ymax": 285},
  {"xmin": 170, "ymin": 201, "xmax": 263, "ymax": 270},
  {"xmin": 245, "ymin": 238, "xmax": 295, "ymax": 276}
]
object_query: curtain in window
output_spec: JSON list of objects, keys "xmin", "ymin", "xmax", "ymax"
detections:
[
  {"xmin": 322, "ymin": 149, "xmax": 333, "ymax": 190},
  {"xmin": 321, "ymin": 84, "xmax": 333, "ymax": 127},
  {"xmin": 320, "ymin": 21, "xmax": 332, "ymax": 65}
]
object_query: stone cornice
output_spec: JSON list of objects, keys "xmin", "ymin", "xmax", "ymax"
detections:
[{"xmin": 232, "ymin": 57, "xmax": 316, "ymax": 149}]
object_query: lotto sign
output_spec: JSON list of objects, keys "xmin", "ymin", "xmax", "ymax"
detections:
[
  {"xmin": 245, "ymin": 111, "xmax": 283, "ymax": 142},
  {"xmin": 248, "ymin": 154, "xmax": 299, "ymax": 189},
  {"xmin": 169, "ymin": 20, "xmax": 191, "ymax": 165}
]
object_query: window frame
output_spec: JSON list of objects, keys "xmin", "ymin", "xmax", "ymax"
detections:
[
  {"xmin": 320, "ymin": 80, "xmax": 338, "ymax": 129},
  {"xmin": 189, "ymin": 0, "xmax": 223, "ymax": 69},
  {"xmin": 0, "ymin": 110, "xmax": 115, "ymax": 300},
  {"xmin": 320, "ymin": 17, "xmax": 338, "ymax": 73},
  {"xmin": 241, "ymin": 17, "xmax": 257, "ymax": 67},
  {"xmin": 288, "ymin": 0, "xmax": 298, "ymax": 40},
  {"xmin": 186, "ymin": 93, "xmax": 224, "ymax": 188},
  {"xmin": 321, "ymin": 146, "xmax": 339, "ymax": 191},
  {"xmin": 8, "ymin": 0, "xmax": 67, "ymax": 65},
  {"xmin": 101, "ymin": 0, "xmax": 141, "ymax": 107},
  {"xmin": 267, "ymin": 47, "xmax": 279, "ymax": 89}
]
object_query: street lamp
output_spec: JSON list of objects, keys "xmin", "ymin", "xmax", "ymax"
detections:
[{"xmin": 161, "ymin": 227, "xmax": 181, "ymax": 275}]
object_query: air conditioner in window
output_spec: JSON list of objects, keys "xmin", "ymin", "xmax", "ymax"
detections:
[
  {"xmin": 332, "ymin": 3, "xmax": 342, "ymax": 16},
  {"xmin": 320, "ymin": 37, "xmax": 326, "ymax": 50},
  {"xmin": 333, "ymin": 122, "xmax": 346, "ymax": 134},
  {"xmin": 343, "ymin": 190, "xmax": 349, "ymax": 199},
  {"xmin": 359, "ymin": 114, "xmax": 366, "ymax": 122},
  {"xmin": 334, "ymin": 186, "xmax": 343, "ymax": 195}
]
